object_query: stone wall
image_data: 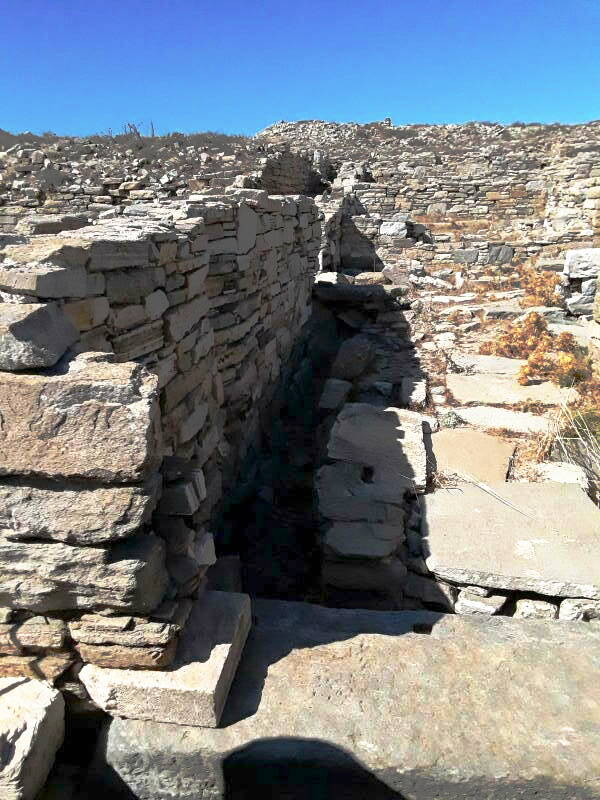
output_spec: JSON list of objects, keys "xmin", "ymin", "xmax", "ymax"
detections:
[{"xmin": 0, "ymin": 189, "xmax": 320, "ymax": 678}]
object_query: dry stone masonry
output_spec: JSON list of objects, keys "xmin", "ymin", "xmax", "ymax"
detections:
[{"xmin": 1, "ymin": 119, "xmax": 600, "ymax": 799}]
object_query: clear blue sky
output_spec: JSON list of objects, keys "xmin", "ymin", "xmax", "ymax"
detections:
[{"xmin": 1, "ymin": 0, "xmax": 599, "ymax": 136}]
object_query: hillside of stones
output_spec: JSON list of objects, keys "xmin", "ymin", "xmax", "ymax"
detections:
[{"xmin": 1, "ymin": 118, "xmax": 599, "ymax": 799}]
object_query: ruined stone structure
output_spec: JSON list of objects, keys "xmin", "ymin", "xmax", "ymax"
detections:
[{"xmin": 1, "ymin": 121, "xmax": 600, "ymax": 799}]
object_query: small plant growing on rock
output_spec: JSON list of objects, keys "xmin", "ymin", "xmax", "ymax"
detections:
[
  {"xmin": 480, "ymin": 312, "xmax": 592, "ymax": 386},
  {"xmin": 518, "ymin": 266, "xmax": 564, "ymax": 308}
]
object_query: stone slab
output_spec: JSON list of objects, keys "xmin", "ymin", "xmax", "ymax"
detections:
[
  {"xmin": 327, "ymin": 403, "xmax": 427, "ymax": 493},
  {"xmin": 422, "ymin": 482, "xmax": 600, "ymax": 598},
  {"xmin": 429, "ymin": 428, "xmax": 515, "ymax": 483},
  {"xmin": 80, "ymin": 590, "xmax": 251, "ymax": 727},
  {"xmin": 88, "ymin": 599, "xmax": 600, "ymax": 799},
  {"xmin": 450, "ymin": 353, "xmax": 526, "ymax": 375},
  {"xmin": 454, "ymin": 405, "xmax": 552, "ymax": 433},
  {"xmin": 446, "ymin": 373, "xmax": 574, "ymax": 406},
  {"xmin": 0, "ymin": 677, "xmax": 65, "ymax": 800},
  {"xmin": 0, "ymin": 353, "xmax": 161, "ymax": 482}
]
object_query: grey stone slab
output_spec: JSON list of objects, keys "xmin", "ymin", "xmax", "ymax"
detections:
[
  {"xmin": 446, "ymin": 373, "xmax": 574, "ymax": 406},
  {"xmin": 0, "ymin": 677, "xmax": 64, "ymax": 800},
  {"xmin": 88, "ymin": 598, "xmax": 600, "ymax": 800},
  {"xmin": 428, "ymin": 428, "xmax": 515, "ymax": 483},
  {"xmin": 454, "ymin": 405, "xmax": 552, "ymax": 434},
  {"xmin": 80, "ymin": 591, "xmax": 251, "ymax": 727},
  {"xmin": 422, "ymin": 482, "xmax": 600, "ymax": 598}
]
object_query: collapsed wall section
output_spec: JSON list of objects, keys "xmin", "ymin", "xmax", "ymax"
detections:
[{"xmin": 0, "ymin": 190, "xmax": 321, "ymax": 678}]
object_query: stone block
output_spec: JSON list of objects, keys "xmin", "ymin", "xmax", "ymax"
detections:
[
  {"xmin": 446, "ymin": 373, "xmax": 574, "ymax": 406},
  {"xmin": 0, "ymin": 678, "xmax": 64, "ymax": 800},
  {"xmin": 0, "ymin": 477, "xmax": 159, "ymax": 545},
  {"xmin": 63, "ymin": 297, "xmax": 110, "ymax": 331},
  {"xmin": 428, "ymin": 428, "xmax": 515, "ymax": 483},
  {"xmin": 324, "ymin": 521, "xmax": 404, "ymax": 560},
  {"xmin": 330, "ymin": 335, "xmax": 374, "ymax": 380},
  {"xmin": 423, "ymin": 482, "xmax": 600, "ymax": 598},
  {"xmin": 563, "ymin": 248, "xmax": 600, "ymax": 279},
  {"xmin": 0, "ymin": 532, "xmax": 168, "ymax": 613},
  {"xmin": 80, "ymin": 590, "xmax": 251, "ymax": 727},
  {"xmin": 88, "ymin": 600, "xmax": 600, "ymax": 800},
  {"xmin": 0, "ymin": 354, "xmax": 161, "ymax": 482},
  {"xmin": 0, "ymin": 302, "xmax": 78, "ymax": 370},
  {"xmin": 318, "ymin": 378, "xmax": 352, "ymax": 411}
]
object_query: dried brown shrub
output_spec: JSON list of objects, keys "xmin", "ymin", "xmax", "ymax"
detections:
[{"xmin": 518, "ymin": 266, "xmax": 564, "ymax": 308}]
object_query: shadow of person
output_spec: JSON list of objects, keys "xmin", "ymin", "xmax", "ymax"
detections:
[{"xmin": 222, "ymin": 737, "xmax": 406, "ymax": 800}]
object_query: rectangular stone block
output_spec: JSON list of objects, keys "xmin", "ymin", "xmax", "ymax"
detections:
[
  {"xmin": 80, "ymin": 590, "xmax": 251, "ymax": 727},
  {"xmin": 0, "ymin": 532, "xmax": 168, "ymax": 613},
  {"xmin": 0, "ymin": 353, "xmax": 161, "ymax": 482}
]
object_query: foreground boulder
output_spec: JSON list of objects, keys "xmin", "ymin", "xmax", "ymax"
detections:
[
  {"xmin": 86, "ymin": 598, "xmax": 600, "ymax": 799},
  {"xmin": 0, "ymin": 677, "xmax": 64, "ymax": 800}
]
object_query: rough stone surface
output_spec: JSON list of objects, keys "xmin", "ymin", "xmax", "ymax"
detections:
[
  {"xmin": 422, "ymin": 482, "xmax": 600, "ymax": 598},
  {"xmin": 429, "ymin": 428, "xmax": 515, "ymax": 483},
  {"xmin": 326, "ymin": 403, "xmax": 427, "ymax": 493},
  {"xmin": 0, "ymin": 302, "xmax": 78, "ymax": 371},
  {"xmin": 563, "ymin": 248, "xmax": 600, "ymax": 279},
  {"xmin": 0, "ymin": 532, "xmax": 168, "ymax": 612},
  {"xmin": 446, "ymin": 373, "xmax": 574, "ymax": 406},
  {"xmin": 559, "ymin": 598, "xmax": 600, "ymax": 622},
  {"xmin": 0, "ymin": 677, "xmax": 65, "ymax": 800},
  {"xmin": 324, "ymin": 521, "xmax": 404, "ymax": 560},
  {"xmin": 0, "ymin": 353, "xmax": 161, "ymax": 482},
  {"xmin": 88, "ymin": 598, "xmax": 600, "ymax": 800},
  {"xmin": 80, "ymin": 590, "xmax": 251, "ymax": 727},
  {"xmin": 454, "ymin": 590, "xmax": 508, "ymax": 615},
  {"xmin": 453, "ymin": 406, "xmax": 552, "ymax": 434},
  {"xmin": 514, "ymin": 599, "xmax": 558, "ymax": 620},
  {"xmin": 0, "ymin": 478, "xmax": 159, "ymax": 545},
  {"xmin": 330, "ymin": 335, "xmax": 374, "ymax": 380},
  {"xmin": 318, "ymin": 378, "xmax": 352, "ymax": 411}
]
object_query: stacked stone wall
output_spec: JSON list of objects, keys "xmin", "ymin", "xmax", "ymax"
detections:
[{"xmin": 0, "ymin": 189, "xmax": 320, "ymax": 678}]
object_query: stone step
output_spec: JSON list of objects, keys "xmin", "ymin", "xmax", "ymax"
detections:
[
  {"xmin": 422, "ymin": 482, "xmax": 600, "ymax": 598},
  {"xmin": 79, "ymin": 590, "xmax": 251, "ymax": 728},
  {"xmin": 0, "ymin": 677, "xmax": 64, "ymax": 800},
  {"xmin": 86, "ymin": 598, "xmax": 600, "ymax": 799}
]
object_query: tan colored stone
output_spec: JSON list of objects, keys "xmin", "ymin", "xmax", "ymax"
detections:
[
  {"xmin": 429, "ymin": 428, "xmax": 516, "ymax": 483},
  {"xmin": 0, "ymin": 353, "xmax": 161, "ymax": 482}
]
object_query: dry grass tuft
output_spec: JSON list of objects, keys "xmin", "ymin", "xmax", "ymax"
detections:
[{"xmin": 518, "ymin": 266, "xmax": 565, "ymax": 308}]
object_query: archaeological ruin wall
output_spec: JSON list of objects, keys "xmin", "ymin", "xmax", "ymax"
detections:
[{"xmin": 0, "ymin": 189, "xmax": 320, "ymax": 678}]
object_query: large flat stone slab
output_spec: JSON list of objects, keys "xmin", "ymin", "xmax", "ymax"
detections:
[
  {"xmin": 446, "ymin": 373, "xmax": 574, "ymax": 406},
  {"xmin": 429, "ymin": 428, "xmax": 515, "ymax": 483},
  {"xmin": 88, "ymin": 599, "xmax": 600, "ymax": 799},
  {"xmin": 80, "ymin": 590, "xmax": 251, "ymax": 727},
  {"xmin": 422, "ymin": 482, "xmax": 600, "ymax": 597},
  {"xmin": 326, "ymin": 403, "xmax": 427, "ymax": 493},
  {"xmin": 454, "ymin": 405, "xmax": 552, "ymax": 433},
  {"xmin": 0, "ymin": 677, "xmax": 65, "ymax": 800},
  {"xmin": 0, "ymin": 302, "xmax": 78, "ymax": 371},
  {"xmin": 0, "ymin": 353, "xmax": 161, "ymax": 482}
]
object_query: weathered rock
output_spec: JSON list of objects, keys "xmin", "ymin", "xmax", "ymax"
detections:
[
  {"xmin": 446, "ymin": 373, "xmax": 574, "ymax": 406},
  {"xmin": 318, "ymin": 378, "xmax": 352, "ymax": 411},
  {"xmin": 324, "ymin": 521, "xmax": 404, "ymax": 560},
  {"xmin": 453, "ymin": 405, "xmax": 552, "ymax": 434},
  {"xmin": 0, "ymin": 353, "xmax": 161, "ymax": 482},
  {"xmin": 403, "ymin": 572, "xmax": 456, "ymax": 609},
  {"xmin": 0, "ymin": 478, "xmax": 159, "ymax": 545},
  {"xmin": 514, "ymin": 599, "xmax": 558, "ymax": 620},
  {"xmin": 326, "ymin": 403, "xmax": 427, "ymax": 493},
  {"xmin": 330, "ymin": 335, "xmax": 374, "ymax": 380},
  {"xmin": 423, "ymin": 482, "xmax": 600, "ymax": 598},
  {"xmin": 317, "ymin": 461, "xmax": 405, "ymax": 522},
  {"xmin": 88, "ymin": 599, "xmax": 600, "ymax": 800},
  {"xmin": 563, "ymin": 247, "xmax": 600, "ymax": 279},
  {"xmin": 534, "ymin": 461, "xmax": 589, "ymax": 489},
  {"xmin": 558, "ymin": 598, "xmax": 600, "ymax": 622},
  {"xmin": 428, "ymin": 428, "xmax": 515, "ymax": 483},
  {"xmin": 69, "ymin": 614, "xmax": 178, "ymax": 647},
  {"xmin": 0, "ymin": 677, "xmax": 64, "ymax": 800},
  {"xmin": 79, "ymin": 591, "xmax": 251, "ymax": 727},
  {"xmin": 400, "ymin": 376, "xmax": 427, "ymax": 409},
  {"xmin": 322, "ymin": 557, "xmax": 407, "ymax": 605},
  {"xmin": 76, "ymin": 641, "xmax": 178, "ymax": 670},
  {"xmin": 0, "ymin": 532, "xmax": 168, "ymax": 613},
  {"xmin": 0, "ymin": 652, "xmax": 74, "ymax": 682},
  {"xmin": 0, "ymin": 616, "xmax": 67, "ymax": 654},
  {"xmin": 0, "ymin": 303, "xmax": 78, "ymax": 371},
  {"xmin": 454, "ymin": 590, "xmax": 508, "ymax": 615}
]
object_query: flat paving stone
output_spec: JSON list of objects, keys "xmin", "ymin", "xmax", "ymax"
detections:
[
  {"xmin": 454, "ymin": 405, "xmax": 552, "ymax": 434},
  {"xmin": 0, "ymin": 677, "xmax": 64, "ymax": 800},
  {"xmin": 79, "ymin": 590, "xmax": 251, "ymax": 728},
  {"xmin": 446, "ymin": 373, "xmax": 574, "ymax": 406},
  {"xmin": 450, "ymin": 353, "xmax": 526, "ymax": 375},
  {"xmin": 422, "ymin": 482, "xmax": 600, "ymax": 598},
  {"xmin": 88, "ymin": 599, "xmax": 600, "ymax": 800},
  {"xmin": 429, "ymin": 428, "xmax": 515, "ymax": 483}
]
